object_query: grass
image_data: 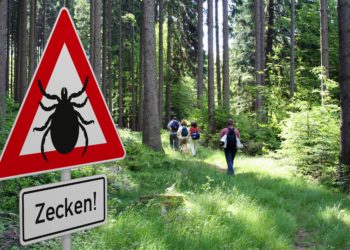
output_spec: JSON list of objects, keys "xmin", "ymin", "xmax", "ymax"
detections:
[{"xmin": 1, "ymin": 130, "xmax": 350, "ymax": 249}]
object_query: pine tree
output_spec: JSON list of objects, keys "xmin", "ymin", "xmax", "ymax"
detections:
[
  {"xmin": 197, "ymin": 0, "xmax": 204, "ymax": 107},
  {"xmin": 215, "ymin": 0, "xmax": 221, "ymax": 105},
  {"xmin": 142, "ymin": 0, "xmax": 163, "ymax": 152},
  {"xmin": 0, "ymin": 0, "xmax": 8, "ymax": 130},
  {"xmin": 338, "ymin": 0, "xmax": 350, "ymax": 191},
  {"xmin": 290, "ymin": 0, "xmax": 295, "ymax": 98},
  {"xmin": 208, "ymin": 0, "xmax": 215, "ymax": 132},
  {"xmin": 222, "ymin": 0, "xmax": 229, "ymax": 110},
  {"xmin": 158, "ymin": 0, "xmax": 164, "ymax": 128}
]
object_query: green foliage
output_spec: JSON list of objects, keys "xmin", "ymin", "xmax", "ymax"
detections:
[
  {"xmin": 0, "ymin": 98, "xmax": 19, "ymax": 151},
  {"xmin": 74, "ymin": 0, "xmax": 90, "ymax": 52},
  {"xmin": 170, "ymin": 76, "xmax": 196, "ymax": 120},
  {"xmin": 279, "ymin": 105, "xmax": 340, "ymax": 184}
]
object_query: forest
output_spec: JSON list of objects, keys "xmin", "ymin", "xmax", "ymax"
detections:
[{"xmin": 0, "ymin": 0, "xmax": 350, "ymax": 249}]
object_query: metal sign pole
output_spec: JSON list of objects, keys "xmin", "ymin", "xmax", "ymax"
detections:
[{"xmin": 61, "ymin": 169, "xmax": 71, "ymax": 250}]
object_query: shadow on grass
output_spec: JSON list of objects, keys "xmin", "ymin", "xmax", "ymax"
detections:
[{"xmin": 113, "ymin": 153, "xmax": 350, "ymax": 249}]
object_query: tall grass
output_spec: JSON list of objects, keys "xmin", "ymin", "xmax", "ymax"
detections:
[{"xmin": 6, "ymin": 130, "xmax": 350, "ymax": 249}]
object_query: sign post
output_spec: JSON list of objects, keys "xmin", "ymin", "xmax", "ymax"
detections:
[{"xmin": 61, "ymin": 169, "xmax": 71, "ymax": 250}]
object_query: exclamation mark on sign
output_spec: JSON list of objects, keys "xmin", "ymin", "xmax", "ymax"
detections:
[{"xmin": 93, "ymin": 192, "xmax": 96, "ymax": 210}]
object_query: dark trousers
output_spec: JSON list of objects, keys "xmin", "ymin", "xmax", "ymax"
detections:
[
  {"xmin": 224, "ymin": 147, "xmax": 237, "ymax": 175},
  {"xmin": 170, "ymin": 133, "xmax": 179, "ymax": 150}
]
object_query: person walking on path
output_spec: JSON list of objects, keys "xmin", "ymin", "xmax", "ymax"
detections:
[
  {"xmin": 220, "ymin": 119, "xmax": 241, "ymax": 176},
  {"xmin": 167, "ymin": 116, "xmax": 180, "ymax": 150},
  {"xmin": 177, "ymin": 120, "xmax": 190, "ymax": 154},
  {"xmin": 189, "ymin": 121, "xmax": 200, "ymax": 156}
]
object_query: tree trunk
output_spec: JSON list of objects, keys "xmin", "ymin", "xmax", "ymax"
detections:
[
  {"xmin": 215, "ymin": 0, "xmax": 221, "ymax": 106},
  {"xmin": 90, "ymin": 0, "xmax": 102, "ymax": 84},
  {"xmin": 254, "ymin": 0, "xmax": 266, "ymax": 122},
  {"xmin": 107, "ymin": 2, "xmax": 112, "ymax": 113},
  {"xmin": 208, "ymin": 0, "xmax": 215, "ymax": 132},
  {"xmin": 29, "ymin": 0, "xmax": 37, "ymax": 80},
  {"xmin": 142, "ymin": 0, "xmax": 163, "ymax": 152},
  {"xmin": 42, "ymin": 0, "xmax": 47, "ymax": 47},
  {"xmin": 0, "ymin": 0, "xmax": 8, "ymax": 131},
  {"xmin": 137, "ymin": 1, "xmax": 144, "ymax": 131},
  {"xmin": 266, "ymin": 0, "xmax": 274, "ymax": 65},
  {"xmin": 338, "ymin": 0, "xmax": 350, "ymax": 191},
  {"xmin": 102, "ymin": 0, "xmax": 109, "ymax": 100},
  {"xmin": 197, "ymin": 0, "xmax": 204, "ymax": 107},
  {"xmin": 16, "ymin": 0, "xmax": 28, "ymax": 103},
  {"xmin": 158, "ymin": 0, "xmax": 164, "ymax": 128},
  {"xmin": 131, "ymin": 0, "xmax": 136, "ymax": 131},
  {"xmin": 118, "ymin": 2, "xmax": 124, "ymax": 127},
  {"xmin": 290, "ymin": 0, "xmax": 296, "ymax": 99},
  {"xmin": 222, "ymin": 0, "xmax": 230, "ymax": 110},
  {"xmin": 165, "ymin": 7, "xmax": 172, "ymax": 126},
  {"xmin": 6, "ymin": 0, "xmax": 10, "ymax": 94},
  {"xmin": 320, "ymin": 0, "xmax": 329, "ymax": 105}
]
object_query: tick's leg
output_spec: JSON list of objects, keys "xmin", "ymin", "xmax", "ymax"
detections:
[
  {"xmin": 39, "ymin": 102, "xmax": 57, "ymax": 111},
  {"xmin": 33, "ymin": 115, "xmax": 53, "ymax": 132},
  {"xmin": 41, "ymin": 127, "xmax": 50, "ymax": 161},
  {"xmin": 72, "ymin": 97, "xmax": 88, "ymax": 108},
  {"xmin": 37, "ymin": 80, "xmax": 60, "ymax": 101},
  {"xmin": 69, "ymin": 76, "xmax": 89, "ymax": 101},
  {"xmin": 76, "ymin": 111, "xmax": 94, "ymax": 125},
  {"xmin": 78, "ymin": 122, "xmax": 88, "ymax": 156}
]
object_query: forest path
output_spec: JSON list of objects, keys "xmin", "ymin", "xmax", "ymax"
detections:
[
  {"xmin": 175, "ymin": 148, "xmax": 350, "ymax": 249},
  {"xmin": 89, "ymin": 133, "xmax": 350, "ymax": 249}
]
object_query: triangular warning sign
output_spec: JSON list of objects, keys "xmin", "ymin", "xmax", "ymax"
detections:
[{"xmin": 0, "ymin": 8, "xmax": 125, "ymax": 180}]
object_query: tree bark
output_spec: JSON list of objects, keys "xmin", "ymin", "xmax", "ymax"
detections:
[
  {"xmin": 137, "ymin": 0, "xmax": 144, "ymax": 131},
  {"xmin": 118, "ymin": 2, "xmax": 124, "ymax": 127},
  {"xmin": 158, "ymin": 0, "xmax": 164, "ymax": 128},
  {"xmin": 107, "ymin": 1, "xmax": 112, "ymax": 113},
  {"xmin": 102, "ymin": 0, "xmax": 109, "ymax": 100},
  {"xmin": 197, "ymin": 0, "xmax": 204, "ymax": 107},
  {"xmin": 338, "ymin": 0, "xmax": 350, "ymax": 191},
  {"xmin": 142, "ymin": 0, "xmax": 163, "ymax": 152},
  {"xmin": 266, "ymin": 0, "xmax": 274, "ymax": 63},
  {"xmin": 0, "ymin": 0, "xmax": 8, "ymax": 131},
  {"xmin": 165, "ymin": 7, "xmax": 172, "ymax": 126},
  {"xmin": 208, "ymin": 0, "xmax": 215, "ymax": 132},
  {"xmin": 222, "ymin": 0, "xmax": 230, "ymax": 110},
  {"xmin": 320, "ymin": 0, "xmax": 329, "ymax": 77},
  {"xmin": 131, "ymin": 0, "xmax": 136, "ymax": 131},
  {"xmin": 215, "ymin": 0, "xmax": 221, "ymax": 106},
  {"xmin": 29, "ymin": 0, "xmax": 37, "ymax": 80},
  {"xmin": 90, "ymin": 0, "xmax": 102, "ymax": 84},
  {"xmin": 320, "ymin": 0, "xmax": 329, "ymax": 105},
  {"xmin": 16, "ymin": 0, "xmax": 28, "ymax": 103},
  {"xmin": 290, "ymin": 0, "xmax": 296, "ymax": 99}
]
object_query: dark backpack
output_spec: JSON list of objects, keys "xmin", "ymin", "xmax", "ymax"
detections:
[
  {"xmin": 191, "ymin": 131, "xmax": 200, "ymax": 140},
  {"xmin": 181, "ymin": 127, "xmax": 189, "ymax": 137},
  {"xmin": 226, "ymin": 128, "xmax": 237, "ymax": 148},
  {"xmin": 170, "ymin": 120, "xmax": 179, "ymax": 132}
]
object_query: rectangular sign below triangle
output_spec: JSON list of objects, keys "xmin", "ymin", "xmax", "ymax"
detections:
[{"xmin": 0, "ymin": 8, "xmax": 125, "ymax": 181}]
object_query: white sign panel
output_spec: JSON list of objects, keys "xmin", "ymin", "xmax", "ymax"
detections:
[{"xmin": 20, "ymin": 175, "xmax": 107, "ymax": 245}]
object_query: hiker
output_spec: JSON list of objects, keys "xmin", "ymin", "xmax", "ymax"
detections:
[
  {"xmin": 189, "ymin": 121, "xmax": 200, "ymax": 156},
  {"xmin": 177, "ymin": 120, "xmax": 190, "ymax": 154},
  {"xmin": 220, "ymin": 119, "xmax": 241, "ymax": 176},
  {"xmin": 167, "ymin": 116, "xmax": 180, "ymax": 150}
]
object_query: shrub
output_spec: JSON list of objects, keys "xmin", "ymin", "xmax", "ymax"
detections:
[{"xmin": 279, "ymin": 105, "xmax": 339, "ymax": 184}]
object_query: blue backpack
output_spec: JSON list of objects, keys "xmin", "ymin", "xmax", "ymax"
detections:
[
  {"xmin": 191, "ymin": 131, "xmax": 200, "ymax": 140},
  {"xmin": 170, "ymin": 120, "xmax": 179, "ymax": 132},
  {"xmin": 181, "ymin": 127, "xmax": 189, "ymax": 137}
]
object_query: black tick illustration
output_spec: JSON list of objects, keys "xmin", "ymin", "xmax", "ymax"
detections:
[{"xmin": 33, "ymin": 76, "xmax": 94, "ymax": 161}]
